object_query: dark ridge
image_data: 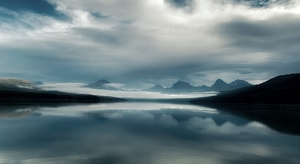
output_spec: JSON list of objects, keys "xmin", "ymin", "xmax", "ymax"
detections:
[
  {"xmin": 191, "ymin": 73, "xmax": 300, "ymax": 105},
  {"xmin": 0, "ymin": 84, "xmax": 125, "ymax": 104},
  {"xmin": 229, "ymin": 79, "xmax": 252, "ymax": 88}
]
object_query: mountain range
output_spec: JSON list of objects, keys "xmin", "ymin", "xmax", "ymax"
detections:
[
  {"xmin": 149, "ymin": 79, "xmax": 252, "ymax": 93},
  {"xmin": 191, "ymin": 73, "xmax": 300, "ymax": 105}
]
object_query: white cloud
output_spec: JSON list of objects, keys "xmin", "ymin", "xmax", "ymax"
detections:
[
  {"xmin": 0, "ymin": 0, "xmax": 300, "ymax": 85},
  {"xmin": 104, "ymin": 83, "xmax": 125, "ymax": 89},
  {"xmin": 159, "ymin": 114, "xmax": 179, "ymax": 126}
]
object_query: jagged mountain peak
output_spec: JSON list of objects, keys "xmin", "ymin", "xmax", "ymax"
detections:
[
  {"xmin": 175, "ymin": 80, "xmax": 189, "ymax": 84},
  {"xmin": 171, "ymin": 80, "xmax": 194, "ymax": 89},
  {"xmin": 212, "ymin": 79, "xmax": 227, "ymax": 88},
  {"xmin": 93, "ymin": 79, "xmax": 110, "ymax": 85},
  {"xmin": 215, "ymin": 79, "xmax": 226, "ymax": 83},
  {"xmin": 148, "ymin": 84, "xmax": 165, "ymax": 91}
]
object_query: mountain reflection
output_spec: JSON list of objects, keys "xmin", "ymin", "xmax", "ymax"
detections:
[
  {"xmin": 0, "ymin": 102, "xmax": 299, "ymax": 164},
  {"xmin": 200, "ymin": 103, "xmax": 300, "ymax": 136}
]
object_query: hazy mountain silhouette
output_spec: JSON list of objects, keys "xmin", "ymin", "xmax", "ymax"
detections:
[
  {"xmin": 32, "ymin": 81, "xmax": 43, "ymax": 85},
  {"xmin": 191, "ymin": 73, "xmax": 300, "ymax": 105},
  {"xmin": 149, "ymin": 84, "xmax": 165, "ymax": 92},
  {"xmin": 148, "ymin": 79, "xmax": 252, "ymax": 93},
  {"xmin": 84, "ymin": 79, "xmax": 122, "ymax": 90},
  {"xmin": 211, "ymin": 79, "xmax": 228, "ymax": 90},
  {"xmin": 92, "ymin": 79, "xmax": 110, "ymax": 85},
  {"xmin": 168, "ymin": 80, "xmax": 194, "ymax": 91}
]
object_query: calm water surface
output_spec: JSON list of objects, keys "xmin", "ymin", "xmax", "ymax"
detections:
[{"xmin": 0, "ymin": 102, "xmax": 299, "ymax": 164}]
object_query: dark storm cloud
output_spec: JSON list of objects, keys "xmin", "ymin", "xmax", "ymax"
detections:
[
  {"xmin": 90, "ymin": 12, "xmax": 110, "ymax": 19},
  {"xmin": 218, "ymin": 16, "xmax": 300, "ymax": 51},
  {"xmin": 165, "ymin": 0, "xmax": 194, "ymax": 8},
  {"xmin": 73, "ymin": 27, "xmax": 123, "ymax": 45},
  {"xmin": 0, "ymin": 0, "xmax": 65, "ymax": 19},
  {"xmin": 0, "ymin": 51, "xmax": 107, "ymax": 82},
  {"xmin": 234, "ymin": 0, "xmax": 271, "ymax": 7},
  {"xmin": 225, "ymin": 156, "xmax": 296, "ymax": 164},
  {"xmin": 83, "ymin": 154, "xmax": 135, "ymax": 164},
  {"xmin": 240, "ymin": 71, "xmax": 252, "ymax": 75},
  {"xmin": 125, "ymin": 63, "xmax": 205, "ymax": 80},
  {"xmin": 216, "ymin": 16, "xmax": 300, "ymax": 75},
  {"xmin": 233, "ymin": 0, "xmax": 293, "ymax": 8}
]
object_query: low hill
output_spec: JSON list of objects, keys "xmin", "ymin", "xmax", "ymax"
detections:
[
  {"xmin": 0, "ymin": 79, "xmax": 125, "ymax": 103},
  {"xmin": 191, "ymin": 73, "xmax": 300, "ymax": 105},
  {"xmin": 0, "ymin": 88, "xmax": 125, "ymax": 103},
  {"xmin": 0, "ymin": 78, "xmax": 34, "ymax": 87}
]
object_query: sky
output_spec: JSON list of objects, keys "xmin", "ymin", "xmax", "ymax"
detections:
[{"xmin": 0, "ymin": 0, "xmax": 300, "ymax": 88}]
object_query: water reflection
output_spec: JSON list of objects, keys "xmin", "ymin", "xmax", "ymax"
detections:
[
  {"xmin": 0, "ymin": 102, "xmax": 299, "ymax": 164},
  {"xmin": 200, "ymin": 103, "xmax": 300, "ymax": 136}
]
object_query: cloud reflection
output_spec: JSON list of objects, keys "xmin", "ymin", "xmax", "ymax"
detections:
[{"xmin": 0, "ymin": 103, "xmax": 299, "ymax": 164}]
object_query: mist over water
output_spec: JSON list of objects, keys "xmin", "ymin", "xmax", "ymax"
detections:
[
  {"xmin": 39, "ymin": 83, "xmax": 217, "ymax": 99},
  {"xmin": 0, "ymin": 102, "xmax": 299, "ymax": 164}
]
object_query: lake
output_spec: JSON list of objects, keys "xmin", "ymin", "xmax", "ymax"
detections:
[{"xmin": 0, "ymin": 102, "xmax": 300, "ymax": 164}]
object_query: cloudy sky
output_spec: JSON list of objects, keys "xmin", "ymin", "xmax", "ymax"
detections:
[{"xmin": 0, "ymin": 0, "xmax": 300, "ymax": 88}]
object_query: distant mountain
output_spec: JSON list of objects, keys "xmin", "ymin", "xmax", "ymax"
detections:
[
  {"xmin": 170, "ymin": 80, "xmax": 194, "ymax": 90},
  {"xmin": 191, "ymin": 73, "xmax": 300, "ymax": 105},
  {"xmin": 148, "ymin": 79, "xmax": 252, "ymax": 93},
  {"xmin": 32, "ymin": 81, "xmax": 43, "ymax": 85},
  {"xmin": 149, "ymin": 85, "xmax": 165, "ymax": 92},
  {"xmin": 91, "ymin": 79, "xmax": 110, "ymax": 85},
  {"xmin": 211, "ymin": 79, "xmax": 228, "ymax": 91},
  {"xmin": 195, "ymin": 85, "xmax": 211, "ymax": 92},
  {"xmin": 228, "ymin": 79, "xmax": 252, "ymax": 89},
  {"xmin": 84, "ymin": 79, "xmax": 110, "ymax": 89},
  {"xmin": 0, "ymin": 78, "xmax": 34, "ymax": 87},
  {"xmin": 162, "ymin": 80, "xmax": 195, "ymax": 93},
  {"xmin": 210, "ymin": 79, "xmax": 252, "ymax": 91},
  {"xmin": 84, "ymin": 79, "xmax": 122, "ymax": 90}
]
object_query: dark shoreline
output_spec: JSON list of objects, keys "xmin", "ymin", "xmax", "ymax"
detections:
[{"xmin": 0, "ymin": 89, "xmax": 126, "ymax": 104}]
